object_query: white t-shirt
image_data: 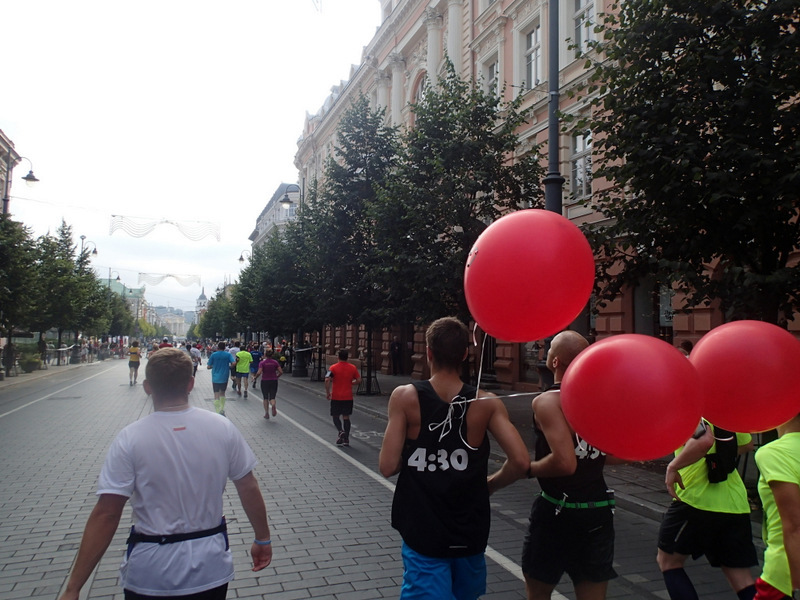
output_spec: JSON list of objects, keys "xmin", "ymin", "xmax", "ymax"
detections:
[{"xmin": 98, "ymin": 407, "xmax": 257, "ymax": 595}]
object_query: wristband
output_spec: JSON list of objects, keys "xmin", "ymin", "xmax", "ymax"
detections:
[{"xmin": 254, "ymin": 538, "xmax": 271, "ymax": 546}]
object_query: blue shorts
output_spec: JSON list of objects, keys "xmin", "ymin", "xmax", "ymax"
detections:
[{"xmin": 400, "ymin": 542, "xmax": 486, "ymax": 600}]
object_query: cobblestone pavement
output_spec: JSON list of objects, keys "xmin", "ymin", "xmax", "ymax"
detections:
[{"xmin": 0, "ymin": 359, "xmax": 764, "ymax": 599}]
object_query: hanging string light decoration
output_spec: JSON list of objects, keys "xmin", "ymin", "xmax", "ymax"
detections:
[
  {"xmin": 110, "ymin": 215, "xmax": 221, "ymax": 241},
  {"xmin": 138, "ymin": 273, "xmax": 201, "ymax": 287}
]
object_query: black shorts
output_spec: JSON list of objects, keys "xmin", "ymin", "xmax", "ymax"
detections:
[
  {"xmin": 260, "ymin": 380, "xmax": 278, "ymax": 400},
  {"xmin": 657, "ymin": 501, "xmax": 758, "ymax": 568},
  {"xmin": 128, "ymin": 361, "xmax": 140, "ymax": 370},
  {"xmin": 330, "ymin": 400, "xmax": 354, "ymax": 416},
  {"xmin": 522, "ymin": 495, "xmax": 617, "ymax": 585},
  {"xmin": 212, "ymin": 382, "xmax": 229, "ymax": 393}
]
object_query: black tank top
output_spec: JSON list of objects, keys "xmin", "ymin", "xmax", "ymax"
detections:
[
  {"xmin": 391, "ymin": 381, "xmax": 491, "ymax": 557},
  {"xmin": 534, "ymin": 383, "xmax": 609, "ymax": 502}
]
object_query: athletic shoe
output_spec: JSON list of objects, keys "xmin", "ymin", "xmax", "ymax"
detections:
[
  {"xmin": 243, "ymin": 391, "xmax": 247, "ymax": 399},
  {"xmin": 343, "ymin": 433, "xmax": 350, "ymax": 447},
  {"xmin": 264, "ymin": 414, "xmax": 270, "ymax": 420},
  {"xmin": 237, "ymin": 389, "xmax": 241, "ymax": 396},
  {"xmin": 129, "ymin": 381, "xmax": 133, "ymax": 386},
  {"xmin": 336, "ymin": 431, "xmax": 345, "ymax": 445},
  {"xmin": 272, "ymin": 404, "xmax": 277, "ymax": 417}
]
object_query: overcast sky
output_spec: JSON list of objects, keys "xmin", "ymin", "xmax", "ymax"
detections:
[{"xmin": 2, "ymin": 0, "xmax": 380, "ymax": 312}]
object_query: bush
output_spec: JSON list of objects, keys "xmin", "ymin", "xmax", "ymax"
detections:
[{"xmin": 19, "ymin": 353, "xmax": 41, "ymax": 373}]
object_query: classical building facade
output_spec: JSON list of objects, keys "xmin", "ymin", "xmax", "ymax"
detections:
[
  {"xmin": 289, "ymin": 0, "xmax": 724, "ymax": 390},
  {"xmin": 249, "ymin": 183, "xmax": 300, "ymax": 249}
]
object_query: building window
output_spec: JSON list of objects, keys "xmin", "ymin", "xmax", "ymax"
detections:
[
  {"xmin": 524, "ymin": 23, "xmax": 542, "ymax": 90},
  {"xmin": 573, "ymin": 0, "xmax": 595, "ymax": 55},
  {"xmin": 483, "ymin": 58, "xmax": 499, "ymax": 95},
  {"xmin": 570, "ymin": 130, "xmax": 592, "ymax": 202},
  {"xmin": 414, "ymin": 76, "xmax": 428, "ymax": 104}
]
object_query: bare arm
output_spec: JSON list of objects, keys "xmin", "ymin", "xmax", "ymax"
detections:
[
  {"xmin": 59, "ymin": 494, "xmax": 127, "ymax": 600},
  {"xmin": 487, "ymin": 397, "xmax": 530, "ymax": 494},
  {"xmin": 527, "ymin": 392, "xmax": 577, "ymax": 479},
  {"xmin": 379, "ymin": 386, "xmax": 412, "ymax": 477},
  {"xmin": 233, "ymin": 472, "xmax": 272, "ymax": 572},
  {"xmin": 665, "ymin": 426, "xmax": 714, "ymax": 499},
  {"xmin": 771, "ymin": 480, "xmax": 800, "ymax": 590}
]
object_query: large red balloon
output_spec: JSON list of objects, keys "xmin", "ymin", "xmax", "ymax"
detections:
[
  {"xmin": 690, "ymin": 321, "xmax": 800, "ymax": 432},
  {"xmin": 464, "ymin": 210, "xmax": 595, "ymax": 342},
  {"xmin": 561, "ymin": 335, "xmax": 704, "ymax": 461}
]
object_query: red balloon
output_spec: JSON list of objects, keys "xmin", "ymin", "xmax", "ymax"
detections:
[
  {"xmin": 690, "ymin": 321, "xmax": 800, "ymax": 432},
  {"xmin": 464, "ymin": 210, "xmax": 595, "ymax": 342},
  {"xmin": 561, "ymin": 335, "xmax": 704, "ymax": 461}
]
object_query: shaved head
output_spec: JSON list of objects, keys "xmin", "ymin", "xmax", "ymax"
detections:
[{"xmin": 547, "ymin": 330, "xmax": 589, "ymax": 373}]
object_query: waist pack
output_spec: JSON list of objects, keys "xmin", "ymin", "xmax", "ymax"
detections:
[{"xmin": 126, "ymin": 517, "xmax": 228, "ymax": 558}]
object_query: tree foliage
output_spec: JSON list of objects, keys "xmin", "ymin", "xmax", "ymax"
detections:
[
  {"xmin": 0, "ymin": 215, "xmax": 37, "ymax": 336},
  {"xmin": 580, "ymin": 0, "xmax": 800, "ymax": 323},
  {"xmin": 374, "ymin": 63, "xmax": 545, "ymax": 324}
]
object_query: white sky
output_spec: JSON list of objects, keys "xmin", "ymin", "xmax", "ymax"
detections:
[{"xmin": 2, "ymin": 0, "xmax": 381, "ymax": 312}]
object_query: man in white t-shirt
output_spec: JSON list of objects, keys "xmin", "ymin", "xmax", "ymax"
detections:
[{"xmin": 59, "ymin": 348, "xmax": 273, "ymax": 600}]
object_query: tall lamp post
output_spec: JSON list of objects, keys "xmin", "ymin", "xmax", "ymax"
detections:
[
  {"xmin": 79, "ymin": 235, "xmax": 98, "ymax": 258},
  {"xmin": 2, "ymin": 155, "xmax": 39, "ymax": 215},
  {"xmin": 278, "ymin": 183, "xmax": 309, "ymax": 377},
  {"xmin": 238, "ymin": 250, "xmax": 251, "ymax": 264},
  {"xmin": 543, "ymin": 0, "xmax": 565, "ymax": 213}
]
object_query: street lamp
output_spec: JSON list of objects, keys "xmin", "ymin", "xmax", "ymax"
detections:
[
  {"xmin": 280, "ymin": 183, "xmax": 302, "ymax": 209},
  {"xmin": 238, "ymin": 250, "xmax": 252, "ymax": 264},
  {"xmin": 2, "ymin": 155, "xmax": 39, "ymax": 215},
  {"xmin": 106, "ymin": 268, "xmax": 121, "ymax": 288},
  {"xmin": 79, "ymin": 235, "xmax": 98, "ymax": 256}
]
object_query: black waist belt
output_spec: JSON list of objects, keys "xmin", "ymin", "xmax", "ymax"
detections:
[
  {"xmin": 126, "ymin": 517, "xmax": 228, "ymax": 557},
  {"xmin": 540, "ymin": 491, "xmax": 615, "ymax": 509}
]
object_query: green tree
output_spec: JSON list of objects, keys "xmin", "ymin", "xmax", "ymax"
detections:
[
  {"xmin": 374, "ymin": 63, "xmax": 545, "ymax": 325},
  {"xmin": 310, "ymin": 95, "xmax": 398, "ymax": 330},
  {"xmin": 0, "ymin": 215, "xmax": 37, "ymax": 337},
  {"xmin": 107, "ymin": 290, "xmax": 134, "ymax": 337},
  {"xmin": 580, "ymin": 0, "xmax": 800, "ymax": 323},
  {"xmin": 199, "ymin": 292, "xmax": 236, "ymax": 339},
  {"xmin": 30, "ymin": 222, "xmax": 87, "ymax": 355}
]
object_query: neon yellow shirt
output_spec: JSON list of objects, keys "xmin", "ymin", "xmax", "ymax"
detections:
[
  {"xmin": 235, "ymin": 350, "xmax": 252, "ymax": 374},
  {"xmin": 755, "ymin": 432, "xmax": 800, "ymax": 596},
  {"xmin": 674, "ymin": 425, "xmax": 751, "ymax": 514}
]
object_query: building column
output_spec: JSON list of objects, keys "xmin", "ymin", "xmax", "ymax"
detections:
[
  {"xmin": 447, "ymin": 0, "xmax": 463, "ymax": 74},
  {"xmin": 425, "ymin": 9, "xmax": 443, "ymax": 85},
  {"xmin": 376, "ymin": 71, "xmax": 390, "ymax": 112},
  {"xmin": 390, "ymin": 53, "xmax": 406, "ymax": 125}
]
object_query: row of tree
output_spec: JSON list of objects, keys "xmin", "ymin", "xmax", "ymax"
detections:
[
  {"xmin": 0, "ymin": 218, "xmax": 161, "ymax": 348},
  {"xmin": 197, "ymin": 64, "xmax": 545, "ymax": 344},
  {"xmin": 201, "ymin": 0, "xmax": 799, "ymax": 345}
]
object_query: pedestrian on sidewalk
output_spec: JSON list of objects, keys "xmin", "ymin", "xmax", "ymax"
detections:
[
  {"xmin": 753, "ymin": 412, "xmax": 800, "ymax": 600},
  {"xmin": 58, "ymin": 348, "xmax": 273, "ymax": 600},
  {"xmin": 127, "ymin": 341, "xmax": 141, "ymax": 386},
  {"xmin": 523, "ymin": 330, "xmax": 621, "ymax": 600},
  {"xmin": 207, "ymin": 341, "xmax": 236, "ymax": 415},
  {"xmin": 252, "ymin": 350, "xmax": 282, "ymax": 420},
  {"xmin": 379, "ymin": 317, "xmax": 530, "ymax": 600},
  {"xmin": 656, "ymin": 419, "xmax": 758, "ymax": 600},
  {"xmin": 325, "ymin": 349, "xmax": 362, "ymax": 446},
  {"xmin": 390, "ymin": 335, "xmax": 403, "ymax": 375}
]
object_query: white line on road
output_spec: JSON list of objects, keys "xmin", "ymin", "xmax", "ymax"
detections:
[
  {"xmin": 0, "ymin": 366, "xmax": 116, "ymax": 420},
  {"xmin": 278, "ymin": 411, "xmax": 568, "ymax": 598}
]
